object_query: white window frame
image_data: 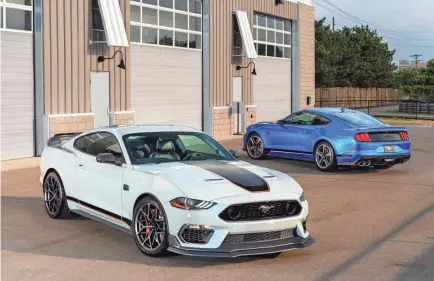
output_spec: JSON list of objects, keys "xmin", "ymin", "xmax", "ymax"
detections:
[
  {"xmin": 253, "ymin": 13, "xmax": 291, "ymax": 59},
  {"xmin": 97, "ymin": 0, "xmax": 129, "ymax": 47},
  {"xmin": 0, "ymin": 0, "xmax": 33, "ymax": 33},
  {"xmin": 130, "ymin": 0, "xmax": 202, "ymax": 51},
  {"xmin": 234, "ymin": 10, "xmax": 257, "ymax": 59}
]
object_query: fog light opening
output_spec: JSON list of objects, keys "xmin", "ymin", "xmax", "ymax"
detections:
[{"xmin": 227, "ymin": 205, "xmax": 242, "ymax": 221}]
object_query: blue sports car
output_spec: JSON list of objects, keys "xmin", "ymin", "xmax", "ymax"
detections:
[{"xmin": 243, "ymin": 108, "xmax": 411, "ymax": 172}]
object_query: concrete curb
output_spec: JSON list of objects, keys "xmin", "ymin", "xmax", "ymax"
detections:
[{"xmin": 1, "ymin": 157, "xmax": 40, "ymax": 172}]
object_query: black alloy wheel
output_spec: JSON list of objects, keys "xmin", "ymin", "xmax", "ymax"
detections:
[
  {"xmin": 132, "ymin": 197, "xmax": 170, "ymax": 257},
  {"xmin": 43, "ymin": 171, "xmax": 72, "ymax": 219}
]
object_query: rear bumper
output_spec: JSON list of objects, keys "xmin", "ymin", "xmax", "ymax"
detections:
[
  {"xmin": 167, "ymin": 234, "xmax": 314, "ymax": 258},
  {"xmin": 337, "ymin": 153, "xmax": 411, "ymax": 166}
]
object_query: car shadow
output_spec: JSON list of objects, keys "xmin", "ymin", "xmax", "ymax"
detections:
[
  {"xmin": 235, "ymin": 152, "xmax": 380, "ymax": 175},
  {"xmin": 1, "ymin": 196, "xmax": 308, "ymax": 268}
]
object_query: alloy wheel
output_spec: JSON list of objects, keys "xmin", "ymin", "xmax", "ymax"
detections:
[
  {"xmin": 135, "ymin": 203, "xmax": 166, "ymax": 251},
  {"xmin": 247, "ymin": 135, "xmax": 264, "ymax": 158},
  {"xmin": 315, "ymin": 144, "xmax": 333, "ymax": 169},
  {"xmin": 44, "ymin": 175, "xmax": 62, "ymax": 216}
]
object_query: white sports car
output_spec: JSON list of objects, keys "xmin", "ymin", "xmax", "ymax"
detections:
[{"xmin": 40, "ymin": 125, "xmax": 313, "ymax": 257}]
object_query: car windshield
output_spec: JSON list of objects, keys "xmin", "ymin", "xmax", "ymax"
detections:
[
  {"xmin": 123, "ymin": 132, "xmax": 235, "ymax": 164},
  {"xmin": 330, "ymin": 111, "xmax": 385, "ymax": 126}
]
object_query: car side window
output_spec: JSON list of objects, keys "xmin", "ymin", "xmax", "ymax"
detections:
[
  {"xmin": 74, "ymin": 132, "xmax": 125, "ymax": 163},
  {"xmin": 74, "ymin": 135, "xmax": 93, "ymax": 153},
  {"xmin": 311, "ymin": 114, "xmax": 331, "ymax": 126},
  {"xmin": 284, "ymin": 112, "xmax": 316, "ymax": 125}
]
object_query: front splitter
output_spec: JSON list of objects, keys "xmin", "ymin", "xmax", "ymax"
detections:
[{"xmin": 167, "ymin": 235, "xmax": 315, "ymax": 258}]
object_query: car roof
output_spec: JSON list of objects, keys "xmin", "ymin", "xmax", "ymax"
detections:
[
  {"xmin": 305, "ymin": 107, "xmax": 358, "ymax": 114},
  {"xmin": 86, "ymin": 124, "xmax": 203, "ymax": 136}
]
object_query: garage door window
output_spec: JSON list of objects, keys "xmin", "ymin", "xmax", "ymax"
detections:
[
  {"xmin": 0, "ymin": 0, "xmax": 32, "ymax": 32},
  {"xmin": 130, "ymin": 0, "xmax": 202, "ymax": 50},
  {"xmin": 253, "ymin": 13, "xmax": 291, "ymax": 59}
]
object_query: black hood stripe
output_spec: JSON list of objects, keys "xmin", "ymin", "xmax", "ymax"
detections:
[{"xmin": 184, "ymin": 161, "xmax": 269, "ymax": 192}]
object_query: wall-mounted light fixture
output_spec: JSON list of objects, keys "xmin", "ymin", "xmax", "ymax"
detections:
[
  {"xmin": 97, "ymin": 50, "xmax": 126, "ymax": 69},
  {"xmin": 236, "ymin": 62, "xmax": 257, "ymax": 75}
]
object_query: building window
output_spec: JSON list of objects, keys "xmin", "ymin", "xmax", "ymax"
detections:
[
  {"xmin": 130, "ymin": 0, "xmax": 202, "ymax": 50},
  {"xmin": 0, "ymin": 0, "xmax": 32, "ymax": 32},
  {"xmin": 91, "ymin": 0, "xmax": 106, "ymax": 43},
  {"xmin": 232, "ymin": 14, "xmax": 242, "ymax": 57},
  {"xmin": 253, "ymin": 13, "xmax": 291, "ymax": 59}
]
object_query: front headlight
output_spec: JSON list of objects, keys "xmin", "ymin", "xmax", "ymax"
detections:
[
  {"xmin": 170, "ymin": 197, "xmax": 216, "ymax": 210},
  {"xmin": 299, "ymin": 192, "xmax": 306, "ymax": 202}
]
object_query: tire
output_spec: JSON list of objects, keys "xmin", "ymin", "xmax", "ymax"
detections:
[
  {"xmin": 132, "ymin": 197, "xmax": 170, "ymax": 257},
  {"xmin": 43, "ymin": 171, "xmax": 72, "ymax": 219},
  {"xmin": 246, "ymin": 133, "xmax": 268, "ymax": 160},
  {"xmin": 314, "ymin": 141, "xmax": 337, "ymax": 172}
]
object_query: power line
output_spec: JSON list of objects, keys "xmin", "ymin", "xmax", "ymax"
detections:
[
  {"xmin": 318, "ymin": 0, "xmax": 434, "ymax": 36},
  {"xmin": 316, "ymin": 0, "xmax": 434, "ymax": 40},
  {"xmin": 315, "ymin": 1, "xmax": 434, "ymax": 48}
]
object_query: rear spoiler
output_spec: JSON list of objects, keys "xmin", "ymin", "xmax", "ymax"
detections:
[
  {"xmin": 47, "ymin": 132, "xmax": 82, "ymax": 147},
  {"xmin": 355, "ymin": 126, "xmax": 407, "ymax": 132}
]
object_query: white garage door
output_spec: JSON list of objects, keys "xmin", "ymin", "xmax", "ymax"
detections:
[
  {"xmin": 1, "ymin": 32, "xmax": 34, "ymax": 160},
  {"xmin": 131, "ymin": 45, "xmax": 202, "ymax": 130},
  {"xmin": 254, "ymin": 57, "xmax": 291, "ymax": 122}
]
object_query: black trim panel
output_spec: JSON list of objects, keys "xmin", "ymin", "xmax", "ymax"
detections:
[
  {"xmin": 66, "ymin": 196, "xmax": 132, "ymax": 225},
  {"xmin": 269, "ymin": 149, "xmax": 312, "ymax": 155},
  {"xmin": 185, "ymin": 161, "xmax": 269, "ymax": 192},
  {"xmin": 168, "ymin": 235, "xmax": 314, "ymax": 258}
]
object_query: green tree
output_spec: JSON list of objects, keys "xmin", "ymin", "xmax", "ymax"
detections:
[{"xmin": 315, "ymin": 19, "xmax": 396, "ymax": 88}]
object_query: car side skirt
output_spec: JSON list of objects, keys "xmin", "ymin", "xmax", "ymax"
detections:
[
  {"xmin": 267, "ymin": 150, "xmax": 314, "ymax": 162},
  {"xmin": 66, "ymin": 197, "xmax": 132, "ymax": 234}
]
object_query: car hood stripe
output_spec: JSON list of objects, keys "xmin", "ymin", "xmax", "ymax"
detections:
[{"xmin": 183, "ymin": 160, "xmax": 270, "ymax": 192}]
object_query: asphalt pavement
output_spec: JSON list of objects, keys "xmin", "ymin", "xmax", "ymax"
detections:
[{"xmin": 2, "ymin": 125, "xmax": 434, "ymax": 281}]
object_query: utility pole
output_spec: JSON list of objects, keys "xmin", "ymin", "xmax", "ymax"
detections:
[
  {"xmin": 332, "ymin": 17, "xmax": 335, "ymax": 32},
  {"xmin": 410, "ymin": 54, "xmax": 423, "ymax": 69}
]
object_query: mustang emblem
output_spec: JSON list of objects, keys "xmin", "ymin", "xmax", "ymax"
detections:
[{"xmin": 259, "ymin": 205, "xmax": 274, "ymax": 214}]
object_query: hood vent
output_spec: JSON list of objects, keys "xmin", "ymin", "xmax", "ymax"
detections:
[{"xmin": 205, "ymin": 178, "xmax": 225, "ymax": 183}]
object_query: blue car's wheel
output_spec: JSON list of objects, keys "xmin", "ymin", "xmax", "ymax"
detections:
[
  {"xmin": 246, "ymin": 133, "xmax": 267, "ymax": 160},
  {"xmin": 314, "ymin": 141, "xmax": 337, "ymax": 172}
]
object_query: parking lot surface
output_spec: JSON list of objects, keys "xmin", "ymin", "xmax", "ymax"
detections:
[{"xmin": 2, "ymin": 125, "xmax": 434, "ymax": 281}]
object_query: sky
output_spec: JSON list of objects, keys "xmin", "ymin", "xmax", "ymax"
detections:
[{"xmin": 313, "ymin": 0, "xmax": 434, "ymax": 64}]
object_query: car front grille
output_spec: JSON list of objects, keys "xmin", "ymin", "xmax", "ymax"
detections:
[
  {"xmin": 222, "ymin": 229, "xmax": 296, "ymax": 244},
  {"xmin": 180, "ymin": 228, "xmax": 214, "ymax": 244},
  {"xmin": 219, "ymin": 201, "xmax": 302, "ymax": 222}
]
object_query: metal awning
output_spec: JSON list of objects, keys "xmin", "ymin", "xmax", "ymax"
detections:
[
  {"xmin": 235, "ymin": 10, "xmax": 258, "ymax": 59},
  {"xmin": 98, "ymin": 0, "xmax": 129, "ymax": 47}
]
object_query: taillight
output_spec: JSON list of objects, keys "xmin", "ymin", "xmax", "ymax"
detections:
[
  {"xmin": 355, "ymin": 133, "xmax": 372, "ymax": 142},
  {"xmin": 400, "ymin": 132, "xmax": 409, "ymax": 140}
]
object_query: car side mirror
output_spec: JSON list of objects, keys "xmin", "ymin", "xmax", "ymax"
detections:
[
  {"xmin": 96, "ymin": 153, "xmax": 117, "ymax": 165},
  {"xmin": 277, "ymin": 119, "xmax": 285, "ymax": 124},
  {"xmin": 229, "ymin": 150, "xmax": 239, "ymax": 159}
]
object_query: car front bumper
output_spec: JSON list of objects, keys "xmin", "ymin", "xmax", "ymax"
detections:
[
  {"xmin": 167, "ymin": 233, "xmax": 314, "ymax": 258},
  {"xmin": 162, "ymin": 193, "xmax": 312, "ymax": 257}
]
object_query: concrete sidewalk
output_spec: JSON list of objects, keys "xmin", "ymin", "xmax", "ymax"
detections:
[{"xmin": 1, "ymin": 157, "xmax": 40, "ymax": 172}]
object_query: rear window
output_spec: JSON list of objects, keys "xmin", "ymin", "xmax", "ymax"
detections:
[{"xmin": 331, "ymin": 111, "xmax": 385, "ymax": 126}]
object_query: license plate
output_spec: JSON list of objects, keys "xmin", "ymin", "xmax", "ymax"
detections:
[{"xmin": 384, "ymin": 145, "xmax": 395, "ymax": 153}]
